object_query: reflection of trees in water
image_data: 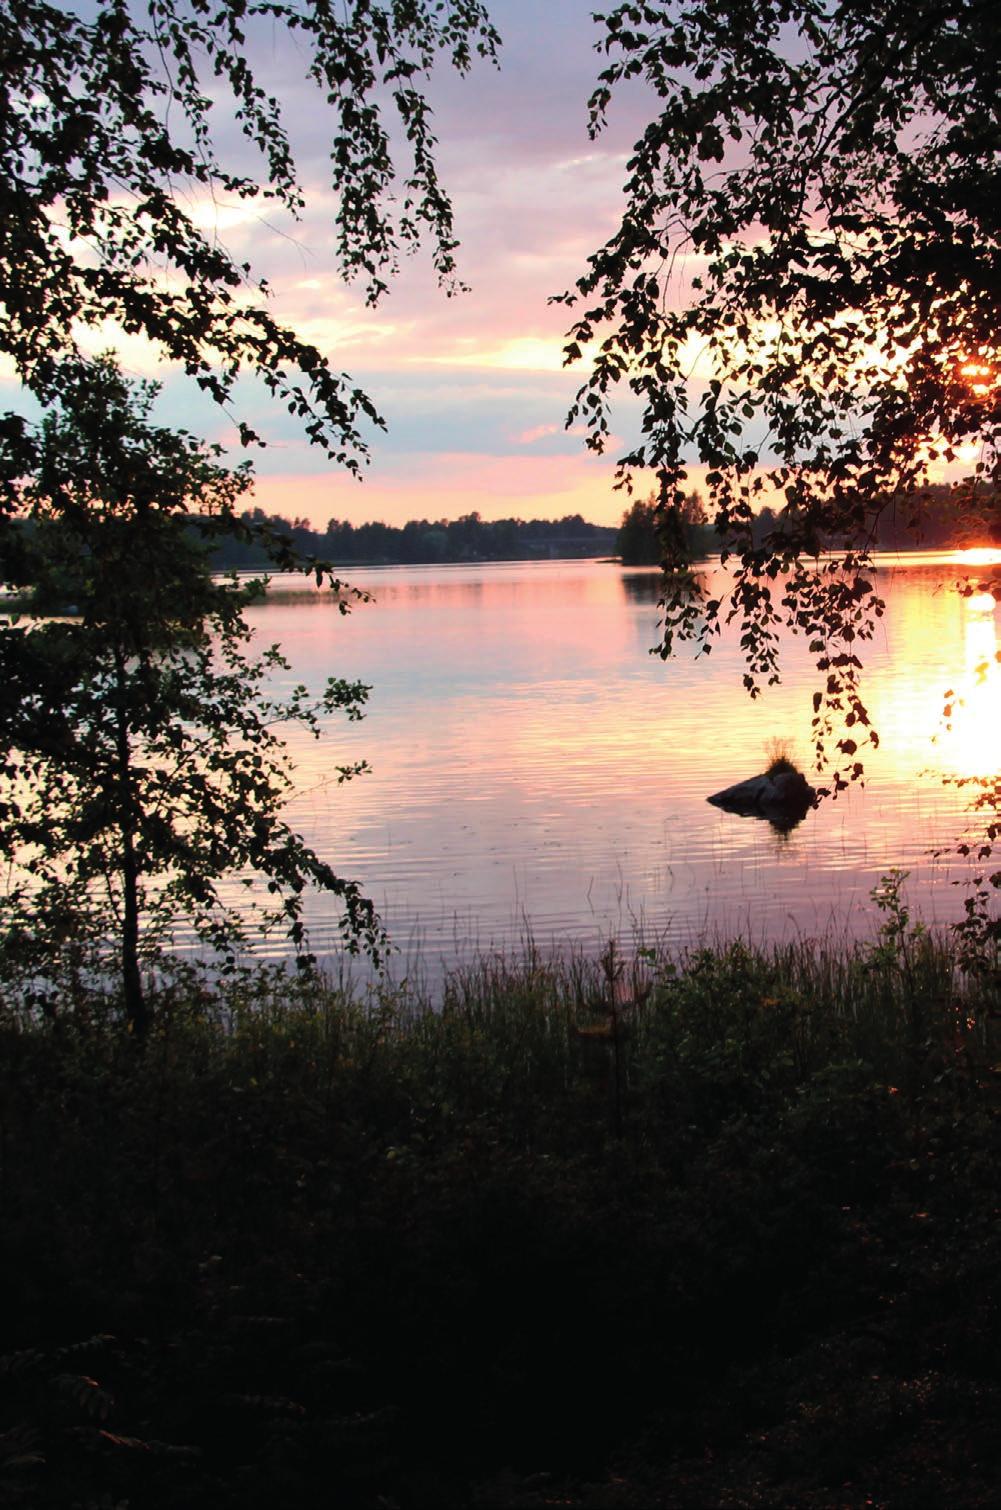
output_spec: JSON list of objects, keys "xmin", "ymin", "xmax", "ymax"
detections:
[
  {"xmin": 620, "ymin": 571, "xmax": 661, "ymax": 604},
  {"xmin": 620, "ymin": 568, "xmax": 708, "ymax": 607}
]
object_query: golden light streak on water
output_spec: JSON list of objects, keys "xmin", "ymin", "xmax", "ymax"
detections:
[{"xmin": 935, "ymin": 590, "xmax": 1001, "ymax": 781}]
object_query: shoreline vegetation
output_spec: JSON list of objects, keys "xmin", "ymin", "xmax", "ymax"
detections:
[
  {"xmin": 189, "ymin": 486, "xmax": 998, "ymax": 573},
  {"xmin": 6, "ymin": 907, "xmax": 1001, "ymax": 1507},
  {"xmin": 209, "ymin": 511, "xmax": 619, "ymax": 570},
  {"xmin": 6, "ymin": 498, "xmax": 995, "ymax": 603}
]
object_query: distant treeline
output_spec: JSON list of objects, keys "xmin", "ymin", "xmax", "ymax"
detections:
[
  {"xmin": 864, "ymin": 484, "xmax": 1001, "ymax": 550},
  {"xmin": 616, "ymin": 484, "xmax": 1001, "ymax": 565},
  {"xmin": 208, "ymin": 509, "xmax": 617, "ymax": 567},
  {"xmin": 616, "ymin": 492, "xmax": 712, "ymax": 565},
  {"xmin": 14, "ymin": 490, "xmax": 995, "ymax": 592}
]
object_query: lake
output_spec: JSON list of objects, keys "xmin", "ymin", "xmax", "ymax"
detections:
[{"xmin": 243, "ymin": 551, "xmax": 1001, "ymax": 981}]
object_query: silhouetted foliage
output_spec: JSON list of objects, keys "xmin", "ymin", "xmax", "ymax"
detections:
[
  {"xmin": 0, "ymin": 0, "xmax": 499, "ymax": 453},
  {"xmin": 561, "ymin": 0, "xmax": 1000, "ymax": 791},
  {"xmin": 0, "ymin": 1, "xmax": 503, "ymax": 1012},
  {"xmin": 0, "ymin": 361, "xmax": 380, "ymax": 1032},
  {"xmin": 3, "ymin": 917, "xmax": 1001, "ymax": 1505}
]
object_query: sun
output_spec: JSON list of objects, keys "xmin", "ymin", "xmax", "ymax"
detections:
[{"xmin": 957, "ymin": 357, "xmax": 998, "ymax": 398}]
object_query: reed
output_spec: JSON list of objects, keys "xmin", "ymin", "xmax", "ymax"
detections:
[{"xmin": 2, "ymin": 918, "xmax": 1000, "ymax": 1507}]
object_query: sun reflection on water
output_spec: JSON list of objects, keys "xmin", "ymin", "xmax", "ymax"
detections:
[
  {"xmin": 937, "ymin": 590, "xmax": 1001, "ymax": 780},
  {"xmin": 952, "ymin": 547, "xmax": 1001, "ymax": 568}
]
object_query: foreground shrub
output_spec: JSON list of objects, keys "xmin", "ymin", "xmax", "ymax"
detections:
[{"xmin": 1, "ymin": 930, "xmax": 1000, "ymax": 1506}]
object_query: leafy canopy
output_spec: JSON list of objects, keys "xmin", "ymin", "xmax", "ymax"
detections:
[
  {"xmin": 0, "ymin": 0, "xmax": 499, "ymax": 454},
  {"xmin": 561, "ymin": 0, "xmax": 1000, "ymax": 786}
]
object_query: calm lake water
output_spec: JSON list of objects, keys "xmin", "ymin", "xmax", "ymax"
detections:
[{"xmin": 244, "ymin": 552, "xmax": 1001, "ymax": 979}]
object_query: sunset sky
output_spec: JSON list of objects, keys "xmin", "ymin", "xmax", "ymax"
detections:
[
  {"xmin": 1, "ymin": 4, "xmax": 984, "ymax": 533},
  {"xmin": 122, "ymin": 2, "xmax": 658, "ymax": 530}
]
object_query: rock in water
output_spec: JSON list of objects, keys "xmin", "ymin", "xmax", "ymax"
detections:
[{"xmin": 708, "ymin": 768, "xmax": 816, "ymax": 832}]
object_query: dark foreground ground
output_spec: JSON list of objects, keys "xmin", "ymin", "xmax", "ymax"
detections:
[{"xmin": 3, "ymin": 930, "xmax": 1001, "ymax": 1509}]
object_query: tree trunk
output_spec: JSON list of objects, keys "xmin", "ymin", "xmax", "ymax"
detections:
[
  {"xmin": 113, "ymin": 646, "xmax": 147, "ymax": 1036},
  {"xmin": 119, "ymin": 823, "xmax": 147, "ymax": 1037}
]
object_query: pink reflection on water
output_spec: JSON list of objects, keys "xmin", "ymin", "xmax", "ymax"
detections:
[{"xmin": 237, "ymin": 554, "xmax": 999, "ymax": 974}]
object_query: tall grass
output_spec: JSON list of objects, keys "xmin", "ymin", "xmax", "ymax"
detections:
[{"xmin": 2, "ymin": 915, "xmax": 1001, "ymax": 1507}]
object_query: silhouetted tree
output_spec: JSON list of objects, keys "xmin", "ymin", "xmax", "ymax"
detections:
[
  {"xmin": 617, "ymin": 490, "xmax": 708, "ymax": 564},
  {"xmin": 0, "ymin": 362, "xmax": 378, "ymax": 1029},
  {"xmin": 562, "ymin": 0, "xmax": 999, "ymax": 788}
]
